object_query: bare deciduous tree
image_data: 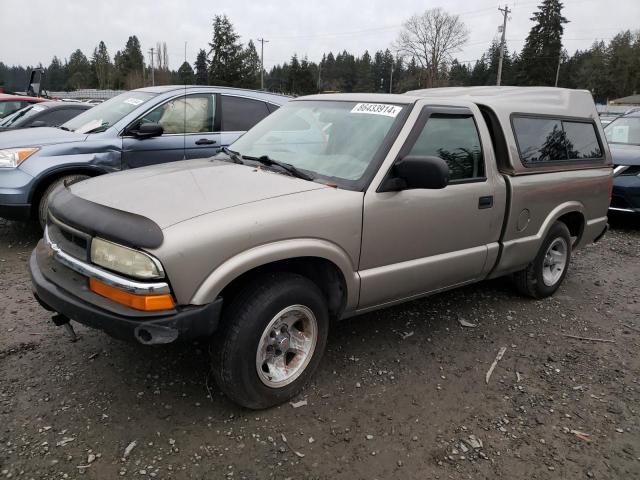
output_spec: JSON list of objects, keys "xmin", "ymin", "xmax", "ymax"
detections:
[{"xmin": 395, "ymin": 8, "xmax": 469, "ymax": 87}]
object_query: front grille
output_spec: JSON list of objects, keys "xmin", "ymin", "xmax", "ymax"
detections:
[{"xmin": 47, "ymin": 215, "xmax": 91, "ymax": 261}]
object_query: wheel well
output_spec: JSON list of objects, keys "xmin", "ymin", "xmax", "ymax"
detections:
[
  {"xmin": 556, "ymin": 211, "xmax": 585, "ymax": 246},
  {"xmin": 29, "ymin": 168, "xmax": 102, "ymax": 219},
  {"xmin": 218, "ymin": 257, "xmax": 348, "ymax": 321}
]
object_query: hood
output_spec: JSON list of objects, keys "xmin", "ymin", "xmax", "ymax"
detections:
[
  {"xmin": 0, "ymin": 126, "xmax": 87, "ymax": 148},
  {"xmin": 609, "ymin": 143, "xmax": 640, "ymax": 167},
  {"xmin": 69, "ymin": 158, "xmax": 329, "ymax": 228}
]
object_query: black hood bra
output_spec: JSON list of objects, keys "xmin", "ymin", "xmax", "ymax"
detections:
[{"xmin": 49, "ymin": 187, "xmax": 164, "ymax": 249}]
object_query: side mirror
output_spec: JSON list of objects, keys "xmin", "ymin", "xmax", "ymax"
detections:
[
  {"xmin": 380, "ymin": 155, "xmax": 450, "ymax": 192},
  {"xmin": 29, "ymin": 121, "xmax": 47, "ymax": 128},
  {"xmin": 133, "ymin": 122, "xmax": 164, "ymax": 139}
]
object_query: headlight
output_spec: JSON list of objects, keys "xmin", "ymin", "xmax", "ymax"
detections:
[
  {"xmin": 0, "ymin": 147, "xmax": 39, "ymax": 168},
  {"xmin": 90, "ymin": 237, "xmax": 164, "ymax": 280}
]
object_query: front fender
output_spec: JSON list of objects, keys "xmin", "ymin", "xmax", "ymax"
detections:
[{"xmin": 189, "ymin": 238, "xmax": 360, "ymax": 311}]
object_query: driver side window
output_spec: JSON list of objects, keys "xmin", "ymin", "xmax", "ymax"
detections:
[
  {"xmin": 409, "ymin": 114, "xmax": 485, "ymax": 182},
  {"xmin": 138, "ymin": 94, "xmax": 215, "ymax": 134}
]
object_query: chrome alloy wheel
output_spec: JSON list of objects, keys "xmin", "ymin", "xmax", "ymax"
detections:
[
  {"xmin": 256, "ymin": 305, "xmax": 318, "ymax": 388},
  {"xmin": 542, "ymin": 237, "xmax": 568, "ymax": 286}
]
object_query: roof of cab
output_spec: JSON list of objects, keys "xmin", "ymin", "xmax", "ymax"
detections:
[
  {"xmin": 296, "ymin": 93, "xmax": 417, "ymax": 104},
  {"xmin": 299, "ymin": 87, "xmax": 599, "ymax": 120}
]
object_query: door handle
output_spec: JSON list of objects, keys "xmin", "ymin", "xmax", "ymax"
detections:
[
  {"xmin": 478, "ymin": 196, "xmax": 494, "ymax": 209},
  {"xmin": 195, "ymin": 138, "xmax": 216, "ymax": 145}
]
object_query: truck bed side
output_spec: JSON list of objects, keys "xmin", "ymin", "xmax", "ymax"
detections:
[{"xmin": 477, "ymin": 104, "xmax": 611, "ymax": 279}]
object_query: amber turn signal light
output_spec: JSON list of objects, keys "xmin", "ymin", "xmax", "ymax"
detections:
[{"xmin": 89, "ymin": 278, "xmax": 175, "ymax": 311}]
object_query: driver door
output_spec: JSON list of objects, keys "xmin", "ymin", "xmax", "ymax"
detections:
[
  {"xmin": 358, "ymin": 106, "xmax": 502, "ymax": 309},
  {"xmin": 122, "ymin": 93, "xmax": 218, "ymax": 169}
]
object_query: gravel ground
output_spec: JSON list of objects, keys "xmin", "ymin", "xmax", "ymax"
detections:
[{"xmin": 0, "ymin": 216, "xmax": 638, "ymax": 480}]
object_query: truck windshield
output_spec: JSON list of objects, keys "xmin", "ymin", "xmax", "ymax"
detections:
[
  {"xmin": 62, "ymin": 91, "xmax": 156, "ymax": 134},
  {"xmin": 228, "ymin": 100, "xmax": 406, "ymax": 186},
  {"xmin": 605, "ymin": 116, "xmax": 640, "ymax": 146}
]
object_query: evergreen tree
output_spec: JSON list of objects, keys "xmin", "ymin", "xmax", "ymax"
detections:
[
  {"xmin": 178, "ymin": 61, "xmax": 195, "ymax": 84},
  {"xmin": 448, "ymin": 60, "xmax": 471, "ymax": 86},
  {"xmin": 66, "ymin": 49, "xmax": 91, "ymax": 89},
  {"xmin": 354, "ymin": 51, "xmax": 374, "ymax": 92},
  {"xmin": 92, "ymin": 41, "xmax": 112, "ymax": 89},
  {"xmin": 194, "ymin": 49, "xmax": 208, "ymax": 85},
  {"xmin": 47, "ymin": 56, "xmax": 67, "ymax": 91},
  {"xmin": 517, "ymin": 0, "xmax": 568, "ymax": 85},
  {"xmin": 112, "ymin": 36, "xmax": 145, "ymax": 89},
  {"xmin": 241, "ymin": 40, "xmax": 261, "ymax": 89},
  {"xmin": 208, "ymin": 15, "xmax": 244, "ymax": 86}
]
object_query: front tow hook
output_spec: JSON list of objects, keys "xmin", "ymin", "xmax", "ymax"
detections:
[{"xmin": 52, "ymin": 314, "xmax": 78, "ymax": 342}]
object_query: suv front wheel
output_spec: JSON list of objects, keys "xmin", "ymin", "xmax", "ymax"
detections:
[
  {"xmin": 37, "ymin": 174, "xmax": 89, "ymax": 228},
  {"xmin": 211, "ymin": 272, "xmax": 329, "ymax": 409}
]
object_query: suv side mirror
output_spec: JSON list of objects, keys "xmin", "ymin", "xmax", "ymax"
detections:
[
  {"xmin": 133, "ymin": 122, "xmax": 164, "ymax": 139},
  {"xmin": 380, "ymin": 155, "xmax": 450, "ymax": 192}
]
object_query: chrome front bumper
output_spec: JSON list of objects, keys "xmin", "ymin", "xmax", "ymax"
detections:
[{"xmin": 44, "ymin": 227, "xmax": 170, "ymax": 296}]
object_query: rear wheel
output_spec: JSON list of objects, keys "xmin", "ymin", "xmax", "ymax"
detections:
[
  {"xmin": 211, "ymin": 272, "xmax": 329, "ymax": 409},
  {"xmin": 37, "ymin": 174, "xmax": 89, "ymax": 228},
  {"xmin": 513, "ymin": 221, "xmax": 572, "ymax": 298}
]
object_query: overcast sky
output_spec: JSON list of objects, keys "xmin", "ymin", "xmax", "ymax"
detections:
[{"xmin": 1, "ymin": 0, "xmax": 638, "ymax": 71}]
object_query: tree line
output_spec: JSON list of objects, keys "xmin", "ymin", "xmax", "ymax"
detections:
[{"xmin": 1, "ymin": 0, "xmax": 639, "ymax": 104}]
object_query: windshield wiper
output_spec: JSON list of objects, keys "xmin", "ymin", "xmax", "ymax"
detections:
[
  {"xmin": 243, "ymin": 154, "xmax": 314, "ymax": 181},
  {"xmin": 57, "ymin": 126, "xmax": 70, "ymax": 131},
  {"xmin": 219, "ymin": 146, "xmax": 244, "ymax": 164}
]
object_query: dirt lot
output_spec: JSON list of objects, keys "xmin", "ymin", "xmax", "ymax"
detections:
[{"xmin": 0, "ymin": 217, "xmax": 638, "ymax": 480}]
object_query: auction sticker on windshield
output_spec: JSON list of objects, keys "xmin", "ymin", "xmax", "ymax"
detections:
[
  {"xmin": 351, "ymin": 103, "xmax": 402, "ymax": 118},
  {"xmin": 124, "ymin": 98, "xmax": 144, "ymax": 106}
]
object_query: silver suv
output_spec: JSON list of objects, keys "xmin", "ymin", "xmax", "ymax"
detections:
[{"xmin": 30, "ymin": 87, "xmax": 612, "ymax": 409}]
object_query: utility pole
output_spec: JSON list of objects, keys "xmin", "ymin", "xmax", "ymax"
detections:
[
  {"xmin": 317, "ymin": 63, "xmax": 322, "ymax": 91},
  {"xmin": 554, "ymin": 54, "xmax": 561, "ymax": 87},
  {"xmin": 496, "ymin": 5, "xmax": 510, "ymax": 86},
  {"xmin": 256, "ymin": 38, "xmax": 269, "ymax": 90},
  {"xmin": 148, "ymin": 47, "xmax": 155, "ymax": 86},
  {"xmin": 389, "ymin": 62, "xmax": 394, "ymax": 93}
]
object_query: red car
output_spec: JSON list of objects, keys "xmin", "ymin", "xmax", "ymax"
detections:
[{"xmin": 0, "ymin": 94, "xmax": 47, "ymax": 119}]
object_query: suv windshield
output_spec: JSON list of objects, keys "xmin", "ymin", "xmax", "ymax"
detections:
[
  {"xmin": 62, "ymin": 91, "xmax": 156, "ymax": 134},
  {"xmin": 605, "ymin": 115, "xmax": 640, "ymax": 146},
  {"xmin": 228, "ymin": 100, "xmax": 406, "ymax": 187}
]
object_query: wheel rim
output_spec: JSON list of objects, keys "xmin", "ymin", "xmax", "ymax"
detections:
[
  {"xmin": 256, "ymin": 305, "xmax": 318, "ymax": 388},
  {"xmin": 542, "ymin": 237, "xmax": 568, "ymax": 286}
]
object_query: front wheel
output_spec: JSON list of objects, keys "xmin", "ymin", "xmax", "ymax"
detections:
[
  {"xmin": 211, "ymin": 272, "xmax": 329, "ymax": 409},
  {"xmin": 37, "ymin": 175, "xmax": 89, "ymax": 228},
  {"xmin": 513, "ymin": 221, "xmax": 572, "ymax": 299}
]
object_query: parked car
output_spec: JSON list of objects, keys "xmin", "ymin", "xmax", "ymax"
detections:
[
  {"xmin": 30, "ymin": 87, "xmax": 611, "ymax": 409},
  {"xmin": 0, "ymin": 94, "xmax": 46, "ymax": 119},
  {"xmin": 0, "ymin": 101, "xmax": 91, "ymax": 131},
  {"xmin": 0, "ymin": 85, "xmax": 289, "ymax": 226},
  {"xmin": 605, "ymin": 112, "xmax": 640, "ymax": 214}
]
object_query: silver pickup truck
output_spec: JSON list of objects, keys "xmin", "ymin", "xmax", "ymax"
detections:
[{"xmin": 30, "ymin": 87, "xmax": 612, "ymax": 409}]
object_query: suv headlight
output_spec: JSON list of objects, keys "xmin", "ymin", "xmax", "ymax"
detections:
[
  {"xmin": 0, "ymin": 147, "xmax": 39, "ymax": 168},
  {"xmin": 91, "ymin": 237, "xmax": 164, "ymax": 280}
]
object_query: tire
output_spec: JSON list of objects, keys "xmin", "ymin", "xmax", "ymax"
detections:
[
  {"xmin": 513, "ymin": 221, "xmax": 572, "ymax": 299},
  {"xmin": 211, "ymin": 272, "xmax": 329, "ymax": 409},
  {"xmin": 37, "ymin": 175, "xmax": 89, "ymax": 229}
]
